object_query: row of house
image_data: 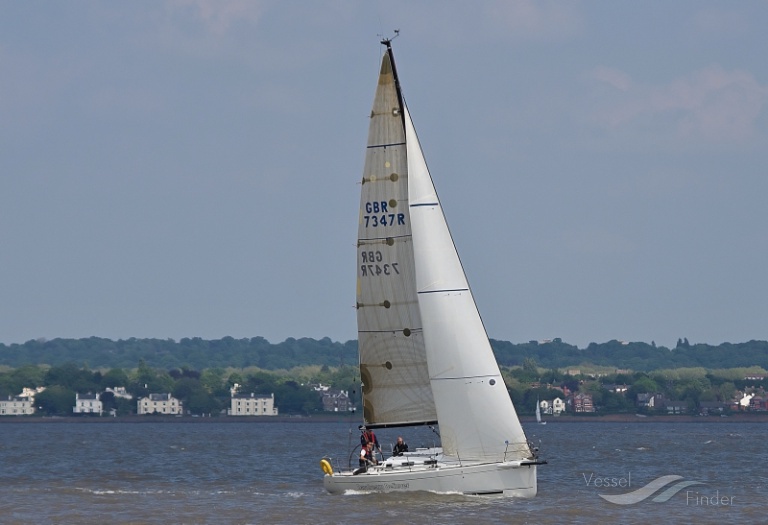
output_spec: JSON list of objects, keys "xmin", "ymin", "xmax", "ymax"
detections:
[
  {"xmin": 6, "ymin": 378, "xmax": 766, "ymax": 417},
  {"xmin": 73, "ymin": 390, "xmax": 184, "ymax": 416},
  {"xmin": 729, "ymin": 391, "xmax": 768, "ymax": 412},
  {"xmin": 1, "ymin": 385, "xmax": 278, "ymax": 417},
  {"xmin": 0, "ymin": 387, "xmax": 46, "ymax": 415},
  {"xmin": 537, "ymin": 386, "xmax": 768, "ymax": 416},
  {"xmin": 636, "ymin": 393, "xmax": 688, "ymax": 414},
  {"xmin": 538, "ymin": 393, "xmax": 596, "ymax": 415}
]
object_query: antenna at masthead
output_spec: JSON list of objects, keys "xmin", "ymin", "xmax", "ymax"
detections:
[{"xmin": 380, "ymin": 29, "xmax": 400, "ymax": 48}]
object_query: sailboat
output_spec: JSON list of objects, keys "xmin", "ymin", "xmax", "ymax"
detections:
[
  {"xmin": 321, "ymin": 39, "xmax": 544, "ymax": 497},
  {"xmin": 536, "ymin": 398, "xmax": 546, "ymax": 425}
]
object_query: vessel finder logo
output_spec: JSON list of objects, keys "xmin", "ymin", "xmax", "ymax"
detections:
[{"xmin": 596, "ymin": 474, "xmax": 704, "ymax": 505}]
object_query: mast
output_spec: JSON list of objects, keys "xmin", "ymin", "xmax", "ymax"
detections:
[{"xmin": 381, "ymin": 35, "xmax": 406, "ymax": 132}]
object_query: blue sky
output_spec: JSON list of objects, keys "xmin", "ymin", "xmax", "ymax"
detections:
[{"xmin": 1, "ymin": 1, "xmax": 766, "ymax": 349}]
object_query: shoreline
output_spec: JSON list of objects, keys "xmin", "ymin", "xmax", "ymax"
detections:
[
  {"xmin": 1, "ymin": 413, "xmax": 768, "ymax": 423},
  {"xmin": 523, "ymin": 413, "xmax": 768, "ymax": 423}
]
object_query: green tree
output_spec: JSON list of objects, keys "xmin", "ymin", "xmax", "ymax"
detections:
[
  {"xmin": 273, "ymin": 380, "xmax": 322, "ymax": 414},
  {"xmin": 244, "ymin": 371, "xmax": 278, "ymax": 394},
  {"xmin": 12, "ymin": 365, "xmax": 45, "ymax": 390},
  {"xmin": 113, "ymin": 396, "xmax": 134, "ymax": 416},
  {"xmin": 630, "ymin": 376, "xmax": 660, "ymax": 394},
  {"xmin": 601, "ymin": 390, "xmax": 632, "ymax": 412},
  {"xmin": 227, "ymin": 372, "xmax": 244, "ymax": 389},
  {"xmin": 200, "ymin": 368, "xmax": 227, "ymax": 397},
  {"xmin": 187, "ymin": 390, "xmax": 222, "ymax": 415},
  {"xmin": 522, "ymin": 358, "xmax": 538, "ymax": 375},
  {"xmin": 36, "ymin": 385, "xmax": 75, "ymax": 416},
  {"xmin": 717, "ymin": 382, "xmax": 736, "ymax": 402},
  {"xmin": 45, "ymin": 363, "xmax": 99, "ymax": 393},
  {"xmin": 136, "ymin": 359, "xmax": 155, "ymax": 387},
  {"xmin": 100, "ymin": 390, "xmax": 117, "ymax": 415},
  {"xmin": 172, "ymin": 377, "xmax": 221, "ymax": 415},
  {"xmin": 102, "ymin": 368, "xmax": 130, "ymax": 388},
  {"xmin": 129, "ymin": 362, "xmax": 175, "ymax": 398},
  {"xmin": 0, "ymin": 367, "xmax": 44, "ymax": 397}
]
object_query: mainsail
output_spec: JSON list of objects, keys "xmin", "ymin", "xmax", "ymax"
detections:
[{"xmin": 356, "ymin": 51, "xmax": 437, "ymax": 427}]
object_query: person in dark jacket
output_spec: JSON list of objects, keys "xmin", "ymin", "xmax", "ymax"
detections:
[{"xmin": 392, "ymin": 436, "xmax": 408, "ymax": 456}]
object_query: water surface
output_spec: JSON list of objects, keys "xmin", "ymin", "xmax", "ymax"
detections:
[{"xmin": 0, "ymin": 420, "xmax": 763, "ymax": 524}]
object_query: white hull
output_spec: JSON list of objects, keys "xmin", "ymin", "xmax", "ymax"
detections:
[{"xmin": 323, "ymin": 461, "xmax": 538, "ymax": 498}]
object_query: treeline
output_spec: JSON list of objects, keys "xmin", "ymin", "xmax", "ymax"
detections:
[
  {"xmin": 492, "ymin": 338, "xmax": 768, "ymax": 371},
  {"xmin": 1, "ymin": 336, "xmax": 767, "ymax": 371},
  {"xmin": 5, "ymin": 359, "xmax": 766, "ymax": 418},
  {"xmin": 0, "ymin": 336, "xmax": 358, "ymax": 370},
  {"xmin": 0, "ymin": 361, "xmax": 361, "ymax": 417}
]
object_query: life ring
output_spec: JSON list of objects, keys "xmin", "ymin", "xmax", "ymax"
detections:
[{"xmin": 320, "ymin": 459, "xmax": 333, "ymax": 475}]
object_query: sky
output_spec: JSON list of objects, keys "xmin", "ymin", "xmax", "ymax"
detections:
[{"xmin": 1, "ymin": 1, "xmax": 766, "ymax": 349}]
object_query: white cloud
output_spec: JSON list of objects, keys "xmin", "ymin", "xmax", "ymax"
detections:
[{"xmin": 592, "ymin": 66, "xmax": 632, "ymax": 92}]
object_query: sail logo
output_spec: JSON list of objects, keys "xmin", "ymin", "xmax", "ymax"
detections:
[{"xmin": 588, "ymin": 474, "xmax": 705, "ymax": 505}]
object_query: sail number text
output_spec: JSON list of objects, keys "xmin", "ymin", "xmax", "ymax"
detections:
[
  {"xmin": 363, "ymin": 201, "xmax": 405, "ymax": 228},
  {"xmin": 360, "ymin": 250, "xmax": 400, "ymax": 277}
]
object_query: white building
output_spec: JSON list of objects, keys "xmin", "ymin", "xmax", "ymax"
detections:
[
  {"xmin": 229, "ymin": 392, "xmax": 278, "ymax": 416},
  {"xmin": 137, "ymin": 393, "xmax": 183, "ymax": 415},
  {"xmin": 73, "ymin": 393, "xmax": 103, "ymax": 415},
  {"xmin": 0, "ymin": 396, "xmax": 35, "ymax": 416},
  {"xmin": 540, "ymin": 397, "xmax": 566, "ymax": 415},
  {"xmin": 739, "ymin": 393, "xmax": 755, "ymax": 409},
  {"xmin": 105, "ymin": 386, "xmax": 133, "ymax": 400},
  {"xmin": 19, "ymin": 386, "xmax": 46, "ymax": 399}
]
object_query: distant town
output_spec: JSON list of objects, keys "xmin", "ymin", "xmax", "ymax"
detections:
[
  {"xmin": 1, "ymin": 384, "xmax": 278, "ymax": 418},
  {"xmin": 1, "ymin": 336, "xmax": 767, "ymax": 418},
  {"xmin": 1, "ymin": 360, "xmax": 767, "ymax": 420}
]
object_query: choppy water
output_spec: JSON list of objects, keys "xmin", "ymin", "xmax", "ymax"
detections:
[{"xmin": 0, "ymin": 419, "xmax": 764, "ymax": 524}]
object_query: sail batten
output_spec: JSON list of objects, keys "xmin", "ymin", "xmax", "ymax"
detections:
[
  {"xmin": 418, "ymin": 288, "xmax": 469, "ymax": 294},
  {"xmin": 367, "ymin": 142, "xmax": 406, "ymax": 149}
]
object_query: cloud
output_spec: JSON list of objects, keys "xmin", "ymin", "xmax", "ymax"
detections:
[
  {"xmin": 592, "ymin": 66, "xmax": 632, "ymax": 92},
  {"xmin": 589, "ymin": 64, "xmax": 768, "ymax": 143}
]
